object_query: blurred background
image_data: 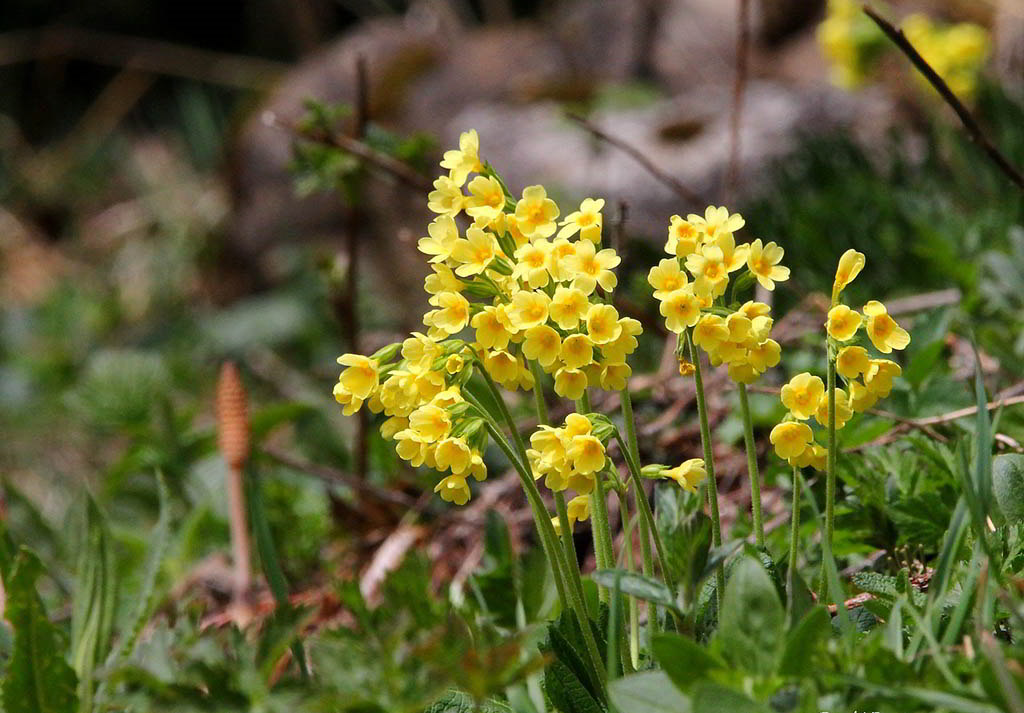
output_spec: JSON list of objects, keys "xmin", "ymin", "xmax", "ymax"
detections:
[{"xmin": 2, "ymin": 0, "xmax": 1024, "ymax": 620}]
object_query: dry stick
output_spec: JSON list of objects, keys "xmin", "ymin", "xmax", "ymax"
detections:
[
  {"xmin": 724, "ymin": 0, "xmax": 751, "ymax": 203},
  {"xmin": 863, "ymin": 4, "xmax": 1024, "ymax": 192},
  {"xmin": 565, "ymin": 112, "xmax": 709, "ymax": 206},
  {"xmin": 216, "ymin": 362, "xmax": 253, "ymax": 600},
  {"xmin": 262, "ymin": 111, "xmax": 433, "ymax": 191}
]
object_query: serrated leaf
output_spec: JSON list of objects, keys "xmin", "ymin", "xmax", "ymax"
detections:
[
  {"xmin": 607, "ymin": 672, "xmax": 689, "ymax": 713},
  {"xmin": 544, "ymin": 659, "xmax": 605, "ymax": 713},
  {"xmin": 2, "ymin": 547, "xmax": 79, "ymax": 713},
  {"xmin": 425, "ymin": 689, "xmax": 513, "ymax": 713}
]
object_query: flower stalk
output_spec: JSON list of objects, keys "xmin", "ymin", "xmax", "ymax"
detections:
[{"xmin": 737, "ymin": 382, "xmax": 765, "ymax": 548}]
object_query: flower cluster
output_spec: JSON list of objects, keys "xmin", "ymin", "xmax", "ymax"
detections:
[
  {"xmin": 818, "ymin": 0, "xmax": 989, "ymax": 99},
  {"xmin": 641, "ymin": 459, "xmax": 708, "ymax": 494},
  {"xmin": 334, "ymin": 129, "xmax": 641, "ymax": 505},
  {"xmin": 528, "ymin": 412, "xmax": 608, "ymax": 496},
  {"xmin": 770, "ymin": 249, "xmax": 910, "ymax": 467},
  {"xmin": 648, "ymin": 206, "xmax": 786, "ymax": 383}
]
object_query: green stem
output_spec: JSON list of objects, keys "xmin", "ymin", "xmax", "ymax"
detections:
[
  {"xmin": 621, "ymin": 386, "xmax": 658, "ymax": 638},
  {"xmin": 787, "ymin": 465, "xmax": 801, "ymax": 616},
  {"xmin": 820, "ymin": 352, "xmax": 837, "ymax": 599},
  {"xmin": 589, "ymin": 471, "xmax": 616, "ymax": 603},
  {"xmin": 737, "ymin": 383, "xmax": 765, "ymax": 548},
  {"xmin": 687, "ymin": 330, "xmax": 724, "ymax": 615},
  {"xmin": 616, "ymin": 487, "xmax": 640, "ymax": 670}
]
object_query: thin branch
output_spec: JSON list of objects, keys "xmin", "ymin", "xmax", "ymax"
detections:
[
  {"xmin": 724, "ymin": 0, "xmax": 751, "ymax": 203},
  {"xmin": 863, "ymin": 4, "xmax": 1024, "ymax": 192},
  {"xmin": 262, "ymin": 110, "xmax": 433, "ymax": 191},
  {"xmin": 565, "ymin": 112, "xmax": 709, "ymax": 205}
]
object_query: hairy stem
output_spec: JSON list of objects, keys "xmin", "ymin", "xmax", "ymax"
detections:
[
  {"xmin": 737, "ymin": 383, "xmax": 765, "ymax": 548},
  {"xmin": 821, "ymin": 352, "xmax": 837, "ymax": 598},
  {"xmin": 621, "ymin": 387, "xmax": 658, "ymax": 637},
  {"xmin": 787, "ymin": 465, "xmax": 801, "ymax": 616}
]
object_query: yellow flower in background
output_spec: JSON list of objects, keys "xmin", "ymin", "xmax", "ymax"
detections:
[
  {"xmin": 451, "ymin": 226, "xmax": 499, "ymax": 277},
  {"xmin": 523, "ymin": 325, "xmax": 562, "ymax": 367},
  {"xmin": 554, "ymin": 367, "xmax": 588, "ymax": 400},
  {"xmin": 815, "ymin": 388, "xmax": 854, "ymax": 429},
  {"xmin": 747, "ymin": 239, "xmax": 790, "ymax": 291},
  {"xmin": 559, "ymin": 197, "xmax": 605, "ymax": 242},
  {"xmin": 549, "ymin": 286, "xmax": 590, "ymax": 329},
  {"xmin": 435, "ymin": 474, "xmax": 471, "ymax": 505},
  {"xmin": 863, "ymin": 301, "xmax": 910, "ymax": 353},
  {"xmin": 689, "ymin": 205, "xmax": 744, "ymax": 240},
  {"xmin": 693, "ymin": 314, "xmax": 730, "ymax": 352},
  {"xmin": 599, "ymin": 362, "xmax": 631, "ymax": 391},
  {"xmin": 509, "ymin": 290, "xmax": 551, "ymax": 331},
  {"xmin": 465, "ymin": 174, "xmax": 506, "ymax": 222},
  {"xmin": 336, "ymin": 354, "xmax": 380, "ymax": 400},
  {"xmin": 648, "ymin": 258, "xmax": 689, "ymax": 300},
  {"xmin": 560, "ymin": 333, "xmax": 595, "ymax": 370},
  {"xmin": 440, "ymin": 129, "xmax": 482, "ymax": 186},
  {"xmin": 864, "ymin": 358, "xmax": 902, "ymax": 397},
  {"xmin": 471, "ymin": 306, "xmax": 511, "ymax": 350},
  {"xmin": 826, "ymin": 304, "xmax": 862, "ymax": 341},
  {"xmin": 586, "ymin": 303, "xmax": 622, "ymax": 344},
  {"xmin": 666, "ymin": 215, "xmax": 701, "ymax": 257},
  {"xmin": 660, "ymin": 287, "xmax": 701, "ymax": 333},
  {"xmin": 568, "ymin": 434, "xmax": 606, "ymax": 474},
  {"xmin": 770, "ymin": 421, "xmax": 814, "ymax": 460},
  {"xmin": 836, "ymin": 345, "xmax": 870, "ymax": 379},
  {"xmin": 567, "ymin": 240, "xmax": 620, "ymax": 294},
  {"xmin": 427, "ymin": 175, "xmax": 465, "ymax": 217},
  {"xmin": 664, "ymin": 458, "xmax": 707, "ymax": 493},
  {"xmin": 781, "ymin": 372, "xmax": 825, "ymax": 420},
  {"xmin": 515, "ymin": 185, "xmax": 559, "ymax": 239},
  {"xmin": 417, "ymin": 215, "xmax": 459, "ymax": 263},
  {"xmin": 832, "ymin": 249, "xmax": 865, "ymax": 302}
]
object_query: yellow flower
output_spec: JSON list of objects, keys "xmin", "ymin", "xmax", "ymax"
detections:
[
  {"xmin": 465, "ymin": 175, "xmax": 506, "ymax": 223},
  {"xmin": 586, "ymin": 303, "xmax": 622, "ymax": 345},
  {"xmin": 409, "ymin": 404, "xmax": 451, "ymax": 442},
  {"xmin": 665, "ymin": 215, "xmax": 701, "ymax": 257},
  {"xmin": 567, "ymin": 495, "xmax": 590, "ymax": 524},
  {"xmin": 685, "ymin": 244, "xmax": 729, "ymax": 291},
  {"xmin": 435, "ymin": 436, "xmax": 472, "ymax": 474},
  {"xmin": 508, "ymin": 290, "xmax": 551, "ymax": 331},
  {"xmin": 380, "ymin": 415, "xmax": 408, "ymax": 440},
  {"xmin": 568, "ymin": 434, "xmax": 605, "ymax": 474},
  {"xmin": 664, "ymin": 458, "xmax": 707, "ymax": 492},
  {"xmin": 693, "ymin": 313, "xmax": 730, "ymax": 351},
  {"xmin": 747, "ymin": 239, "xmax": 790, "ymax": 291},
  {"xmin": 863, "ymin": 301, "xmax": 910, "ymax": 353},
  {"xmin": 566, "ymin": 240, "xmax": 620, "ymax": 294},
  {"xmin": 848, "ymin": 379, "xmax": 878, "ymax": 412},
  {"xmin": 471, "ymin": 306, "xmax": 512, "ymax": 350},
  {"xmin": 648, "ymin": 258, "xmax": 689, "ymax": 300},
  {"xmin": 523, "ymin": 325, "xmax": 562, "ymax": 367},
  {"xmin": 333, "ymin": 384, "xmax": 364, "ymax": 416},
  {"xmin": 832, "ymin": 249, "xmax": 865, "ymax": 302},
  {"xmin": 554, "ymin": 367, "xmax": 588, "ymax": 400},
  {"xmin": 424, "ymin": 263, "xmax": 463, "ymax": 295},
  {"xmin": 689, "ymin": 205, "xmax": 744, "ymax": 240},
  {"xmin": 564, "ymin": 413, "xmax": 592, "ymax": 437},
  {"xmin": 836, "ymin": 345, "xmax": 870, "ymax": 379},
  {"xmin": 781, "ymin": 372, "xmax": 825, "ymax": 420},
  {"xmin": 826, "ymin": 304, "xmax": 862, "ymax": 342},
  {"xmin": 426, "ymin": 291, "xmax": 470, "ymax": 335},
  {"xmin": 770, "ymin": 421, "xmax": 814, "ymax": 460},
  {"xmin": 864, "ymin": 358, "xmax": 901, "ymax": 397},
  {"xmin": 546, "ymin": 238, "xmax": 577, "ymax": 282},
  {"xmin": 395, "ymin": 429, "xmax": 430, "ymax": 466},
  {"xmin": 560, "ymin": 333, "xmax": 595, "ymax": 370},
  {"xmin": 435, "ymin": 474, "xmax": 471, "ymax": 505},
  {"xmin": 747, "ymin": 338, "xmax": 781, "ymax": 372},
  {"xmin": 512, "ymin": 240, "xmax": 551, "ymax": 288},
  {"xmin": 427, "ymin": 175, "xmax": 465, "ymax": 217},
  {"xmin": 451, "ymin": 226, "xmax": 499, "ymax": 277},
  {"xmin": 439, "ymin": 129, "xmax": 482, "ymax": 186},
  {"xmin": 601, "ymin": 318, "xmax": 643, "ymax": 364},
  {"xmin": 790, "ymin": 443, "xmax": 826, "ymax": 471},
  {"xmin": 814, "ymin": 388, "xmax": 854, "ymax": 429},
  {"xmin": 659, "ymin": 287, "xmax": 701, "ymax": 333},
  {"xmin": 728, "ymin": 362, "xmax": 759, "ymax": 384},
  {"xmin": 514, "ymin": 185, "xmax": 559, "ymax": 239},
  {"xmin": 417, "ymin": 215, "xmax": 459, "ymax": 263},
  {"xmin": 484, "ymin": 349, "xmax": 521, "ymax": 387},
  {"xmin": 549, "ymin": 286, "xmax": 590, "ymax": 329},
  {"xmin": 739, "ymin": 301, "xmax": 772, "ymax": 320},
  {"xmin": 599, "ymin": 362, "xmax": 631, "ymax": 391},
  {"xmin": 559, "ymin": 197, "xmax": 604, "ymax": 242},
  {"xmin": 336, "ymin": 354, "xmax": 380, "ymax": 400}
]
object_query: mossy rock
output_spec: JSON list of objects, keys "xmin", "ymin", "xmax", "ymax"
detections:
[{"xmin": 993, "ymin": 454, "xmax": 1024, "ymax": 523}]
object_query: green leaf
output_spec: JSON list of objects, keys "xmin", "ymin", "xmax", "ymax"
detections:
[
  {"xmin": 651, "ymin": 633, "xmax": 723, "ymax": 691},
  {"xmin": 546, "ymin": 623, "xmax": 603, "ymax": 706},
  {"xmin": 2, "ymin": 547, "xmax": 79, "ymax": 713},
  {"xmin": 543, "ymin": 658, "xmax": 604, "ymax": 713},
  {"xmin": 426, "ymin": 690, "xmax": 514, "ymax": 713},
  {"xmin": 691, "ymin": 683, "xmax": 768, "ymax": 713},
  {"xmin": 778, "ymin": 606, "xmax": 831, "ymax": 676},
  {"xmin": 592, "ymin": 570, "xmax": 682, "ymax": 618},
  {"xmin": 715, "ymin": 556, "xmax": 784, "ymax": 675},
  {"xmin": 70, "ymin": 496, "xmax": 118, "ymax": 712},
  {"xmin": 607, "ymin": 672, "xmax": 690, "ymax": 713}
]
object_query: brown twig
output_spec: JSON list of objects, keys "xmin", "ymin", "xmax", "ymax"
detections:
[
  {"xmin": 565, "ymin": 112, "xmax": 708, "ymax": 205},
  {"xmin": 262, "ymin": 110, "xmax": 433, "ymax": 191},
  {"xmin": 724, "ymin": 0, "xmax": 751, "ymax": 203},
  {"xmin": 863, "ymin": 4, "xmax": 1024, "ymax": 192}
]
